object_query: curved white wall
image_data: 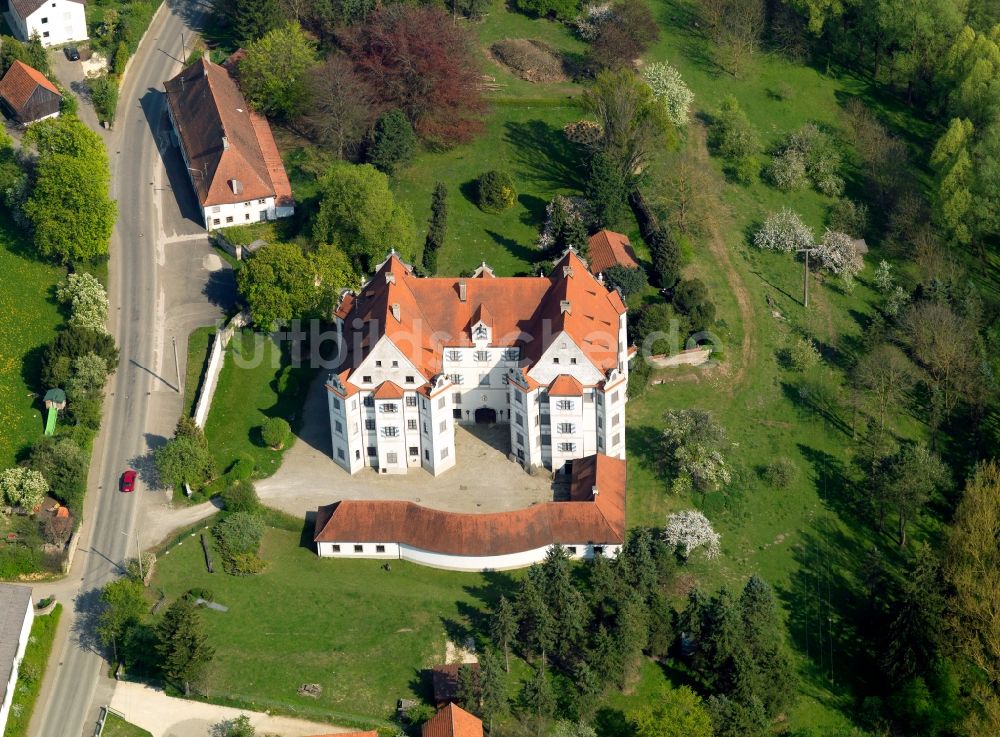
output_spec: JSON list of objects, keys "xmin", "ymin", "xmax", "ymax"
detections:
[{"xmin": 316, "ymin": 540, "xmax": 620, "ymax": 572}]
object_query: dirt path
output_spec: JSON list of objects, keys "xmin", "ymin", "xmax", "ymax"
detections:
[{"xmin": 688, "ymin": 123, "xmax": 757, "ymax": 393}]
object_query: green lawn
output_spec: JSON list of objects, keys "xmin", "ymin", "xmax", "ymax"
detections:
[
  {"xmin": 101, "ymin": 714, "xmax": 152, "ymax": 737},
  {"xmin": 3, "ymin": 605, "xmax": 63, "ymax": 737},
  {"xmin": 203, "ymin": 332, "xmax": 314, "ymax": 478},
  {"xmin": 151, "ymin": 518, "xmax": 513, "ymax": 728},
  {"xmin": 182, "ymin": 326, "xmax": 214, "ymax": 418},
  {"xmin": 0, "ymin": 211, "xmax": 65, "ymax": 469}
]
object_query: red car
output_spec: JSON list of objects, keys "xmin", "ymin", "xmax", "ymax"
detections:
[{"xmin": 120, "ymin": 470, "xmax": 137, "ymax": 493}]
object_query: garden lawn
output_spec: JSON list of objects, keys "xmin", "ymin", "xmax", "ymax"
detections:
[
  {"xmin": 0, "ymin": 211, "xmax": 64, "ymax": 469},
  {"xmin": 101, "ymin": 714, "xmax": 152, "ymax": 737},
  {"xmin": 182, "ymin": 326, "xmax": 214, "ymax": 418},
  {"xmin": 151, "ymin": 519, "xmax": 515, "ymax": 727},
  {"xmin": 3, "ymin": 605, "xmax": 62, "ymax": 737},
  {"xmin": 202, "ymin": 332, "xmax": 313, "ymax": 478}
]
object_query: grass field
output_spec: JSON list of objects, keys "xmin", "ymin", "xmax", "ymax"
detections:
[
  {"xmin": 0, "ymin": 211, "xmax": 65, "ymax": 470},
  {"xmin": 3, "ymin": 605, "xmax": 62, "ymax": 737},
  {"xmin": 203, "ymin": 332, "xmax": 314, "ymax": 478},
  {"xmin": 101, "ymin": 714, "xmax": 152, "ymax": 737},
  {"xmin": 182, "ymin": 326, "xmax": 214, "ymax": 418}
]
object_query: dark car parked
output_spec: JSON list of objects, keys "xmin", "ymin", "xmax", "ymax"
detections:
[{"xmin": 64, "ymin": 46, "xmax": 80, "ymax": 62}]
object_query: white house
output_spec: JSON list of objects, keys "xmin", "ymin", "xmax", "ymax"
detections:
[
  {"xmin": 327, "ymin": 249, "xmax": 630, "ymax": 477},
  {"xmin": 6, "ymin": 0, "xmax": 87, "ymax": 46},
  {"xmin": 314, "ymin": 453, "xmax": 625, "ymax": 571},
  {"xmin": 163, "ymin": 55, "xmax": 294, "ymax": 232},
  {"xmin": 0, "ymin": 585, "xmax": 34, "ymax": 737}
]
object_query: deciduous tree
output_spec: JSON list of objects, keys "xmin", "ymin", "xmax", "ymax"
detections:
[
  {"xmin": 302, "ymin": 55, "xmax": 377, "ymax": 159},
  {"xmin": 663, "ymin": 510, "xmax": 721, "ymax": 560},
  {"xmin": 0, "ymin": 467, "xmax": 47, "ymax": 512},
  {"xmin": 629, "ymin": 685, "xmax": 714, "ymax": 737},
  {"xmin": 238, "ymin": 23, "xmax": 318, "ymax": 120}
]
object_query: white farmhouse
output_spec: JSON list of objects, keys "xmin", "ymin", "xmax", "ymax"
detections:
[
  {"xmin": 164, "ymin": 55, "xmax": 294, "ymax": 232},
  {"xmin": 326, "ymin": 249, "xmax": 631, "ymax": 477},
  {"xmin": 0, "ymin": 585, "xmax": 34, "ymax": 737},
  {"xmin": 6, "ymin": 0, "xmax": 87, "ymax": 46}
]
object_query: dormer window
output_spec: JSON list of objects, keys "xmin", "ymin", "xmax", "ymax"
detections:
[
  {"xmin": 473, "ymin": 324, "xmax": 488, "ymax": 340},
  {"xmin": 229, "ymin": 178, "xmax": 243, "ymax": 195}
]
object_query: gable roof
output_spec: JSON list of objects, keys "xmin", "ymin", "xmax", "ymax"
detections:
[
  {"xmin": 587, "ymin": 229, "xmax": 639, "ymax": 274},
  {"xmin": 315, "ymin": 454, "xmax": 626, "ymax": 555},
  {"xmin": 0, "ymin": 60, "xmax": 60, "ymax": 113},
  {"xmin": 164, "ymin": 57, "xmax": 293, "ymax": 209},
  {"xmin": 431, "ymin": 663, "xmax": 480, "ymax": 706},
  {"xmin": 10, "ymin": 0, "xmax": 83, "ymax": 19},
  {"xmin": 0, "ymin": 584, "xmax": 32, "ymax": 702},
  {"xmin": 422, "ymin": 703, "xmax": 484, "ymax": 737},
  {"xmin": 338, "ymin": 250, "xmax": 626, "ymax": 383},
  {"xmin": 372, "ymin": 380, "xmax": 405, "ymax": 400},
  {"xmin": 548, "ymin": 374, "xmax": 584, "ymax": 396}
]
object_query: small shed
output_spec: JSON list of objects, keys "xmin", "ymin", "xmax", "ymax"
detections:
[
  {"xmin": 587, "ymin": 229, "xmax": 640, "ymax": 276},
  {"xmin": 430, "ymin": 663, "xmax": 481, "ymax": 709},
  {"xmin": 43, "ymin": 388, "xmax": 66, "ymax": 411},
  {"xmin": 0, "ymin": 60, "xmax": 61, "ymax": 125}
]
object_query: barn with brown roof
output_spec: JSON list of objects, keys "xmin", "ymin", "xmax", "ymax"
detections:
[
  {"xmin": 314, "ymin": 453, "xmax": 626, "ymax": 571},
  {"xmin": 164, "ymin": 56, "xmax": 293, "ymax": 231},
  {"xmin": 0, "ymin": 60, "xmax": 61, "ymax": 124}
]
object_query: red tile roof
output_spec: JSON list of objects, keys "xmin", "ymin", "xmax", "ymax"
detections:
[
  {"xmin": 338, "ymin": 251, "xmax": 625, "ymax": 382},
  {"xmin": 164, "ymin": 57, "xmax": 294, "ymax": 209},
  {"xmin": 10, "ymin": 0, "xmax": 83, "ymax": 19},
  {"xmin": 0, "ymin": 60, "xmax": 60, "ymax": 113},
  {"xmin": 372, "ymin": 380, "xmax": 405, "ymax": 400},
  {"xmin": 422, "ymin": 704, "xmax": 483, "ymax": 737},
  {"xmin": 548, "ymin": 374, "xmax": 584, "ymax": 396},
  {"xmin": 315, "ymin": 454, "xmax": 626, "ymax": 555},
  {"xmin": 587, "ymin": 230, "xmax": 639, "ymax": 274},
  {"xmin": 306, "ymin": 733, "xmax": 378, "ymax": 737}
]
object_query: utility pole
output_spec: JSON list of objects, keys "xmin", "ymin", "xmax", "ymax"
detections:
[
  {"xmin": 172, "ymin": 336, "xmax": 181, "ymax": 394},
  {"xmin": 796, "ymin": 247, "xmax": 817, "ymax": 307},
  {"xmin": 181, "ymin": 32, "xmax": 186, "ymax": 62}
]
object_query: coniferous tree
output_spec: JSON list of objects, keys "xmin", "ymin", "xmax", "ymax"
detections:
[
  {"xmin": 521, "ymin": 659, "xmax": 556, "ymax": 723},
  {"xmin": 590, "ymin": 624, "xmax": 624, "ymax": 685},
  {"xmin": 458, "ymin": 663, "xmax": 478, "ymax": 714},
  {"xmin": 479, "ymin": 647, "xmax": 509, "ymax": 732},
  {"xmin": 155, "ymin": 597, "xmax": 215, "ymax": 696},
  {"xmin": 615, "ymin": 590, "xmax": 650, "ymax": 686},
  {"xmin": 423, "ymin": 182, "xmax": 448, "ymax": 274},
  {"xmin": 516, "ymin": 567, "xmax": 556, "ymax": 663},
  {"xmin": 540, "ymin": 545, "xmax": 588, "ymax": 660},
  {"xmin": 647, "ymin": 591, "xmax": 677, "ymax": 659}
]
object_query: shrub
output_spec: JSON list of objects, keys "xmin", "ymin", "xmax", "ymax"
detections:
[
  {"xmin": 753, "ymin": 208, "xmax": 814, "ymax": 252},
  {"xmin": 228, "ymin": 552, "xmax": 265, "ymax": 576},
  {"xmin": 88, "ymin": 74, "xmax": 119, "ymax": 123},
  {"xmin": 186, "ymin": 588, "xmax": 214, "ymax": 602},
  {"xmin": 213, "ymin": 511, "xmax": 265, "ymax": 575},
  {"xmin": 0, "ymin": 467, "xmax": 48, "ymax": 511},
  {"xmin": 366, "ymin": 109, "xmax": 416, "ymax": 175},
  {"xmin": 643, "ymin": 61, "xmax": 694, "ymax": 128},
  {"xmin": 827, "ymin": 198, "xmax": 869, "ymax": 236},
  {"xmin": 762, "ymin": 457, "xmax": 797, "ymax": 488},
  {"xmin": 663, "ymin": 510, "xmax": 721, "ymax": 560},
  {"xmin": 41, "ymin": 325, "xmax": 118, "ymax": 388},
  {"xmin": 155, "ymin": 435, "xmax": 217, "ymax": 489},
  {"xmin": 221, "ymin": 480, "xmax": 260, "ymax": 514},
  {"xmin": 661, "ymin": 409, "xmax": 731, "ymax": 494},
  {"xmin": 671, "ymin": 278, "xmax": 716, "ymax": 332},
  {"xmin": 41, "ymin": 515, "xmax": 73, "ymax": 545},
  {"xmin": 27, "ymin": 437, "xmax": 86, "ymax": 512},
  {"xmin": 814, "ymin": 229, "xmax": 864, "ymax": 276},
  {"xmin": 260, "ymin": 417, "xmax": 291, "ymax": 449},
  {"xmin": 771, "ymin": 123, "xmax": 843, "ymax": 196},
  {"xmin": 514, "ymin": 0, "xmax": 582, "ymax": 21},
  {"xmin": 603, "ymin": 265, "xmax": 647, "ymax": 297},
  {"xmin": 226, "ymin": 456, "xmax": 255, "ymax": 482},
  {"xmin": 767, "ymin": 149, "xmax": 808, "ymax": 191},
  {"xmin": 779, "ymin": 337, "xmax": 821, "ymax": 371},
  {"xmin": 708, "ymin": 96, "xmax": 762, "ymax": 184},
  {"xmin": 476, "ymin": 170, "xmax": 517, "ymax": 213}
]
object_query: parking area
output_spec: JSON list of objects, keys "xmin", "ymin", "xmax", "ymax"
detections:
[{"xmin": 256, "ymin": 374, "xmax": 556, "ymax": 516}]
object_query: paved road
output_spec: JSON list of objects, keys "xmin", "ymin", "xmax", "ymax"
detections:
[{"xmin": 31, "ymin": 3, "xmax": 224, "ymax": 736}]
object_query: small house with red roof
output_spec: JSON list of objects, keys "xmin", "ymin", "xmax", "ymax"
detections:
[
  {"xmin": 586, "ymin": 229, "xmax": 640, "ymax": 277},
  {"xmin": 163, "ymin": 55, "xmax": 294, "ymax": 232},
  {"xmin": 422, "ymin": 703, "xmax": 484, "ymax": 737},
  {"xmin": 0, "ymin": 60, "xmax": 61, "ymax": 124}
]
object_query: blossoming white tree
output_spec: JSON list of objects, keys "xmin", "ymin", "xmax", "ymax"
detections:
[
  {"xmin": 662, "ymin": 409, "xmax": 732, "ymax": 494},
  {"xmin": 642, "ymin": 61, "xmax": 695, "ymax": 128},
  {"xmin": 753, "ymin": 208, "xmax": 814, "ymax": 252},
  {"xmin": 814, "ymin": 229, "xmax": 864, "ymax": 276},
  {"xmin": 57, "ymin": 272, "xmax": 109, "ymax": 333},
  {"xmin": 0, "ymin": 467, "xmax": 48, "ymax": 512},
  {"xmin": 663, "ymin": 510, "xmax": 721, "ymax": 560}
]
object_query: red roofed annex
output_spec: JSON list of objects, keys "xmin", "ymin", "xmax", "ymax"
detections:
[
  {"xmin": 325, "ymin": 249, "xmax": 631, "ymax": 477},
  {"xmin": 164, "ymin": 55, "xmax": 293, "ymax": 231}
]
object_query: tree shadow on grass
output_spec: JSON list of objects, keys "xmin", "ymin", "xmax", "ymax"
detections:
[
  {"xmin": 780, "ymin": 380, "xmax": 852, "ymax": 437},
  {"xmin": 485, "ymin": 230, "xmax": 543, "ymax": 270},
  {"xmin": 518, "ymin": 193, "xmax": 548, "ymax": 228},
  {"xmin": 503, "ymin": 119, "xmax": 585, "ymax": 191},
  {"xmin": 626, "ymin": 425, "xmax": 663, "ymax": 479},
  {"xmin": 797, "ymin": 443, "xmax": 862, "ymax": 526}
]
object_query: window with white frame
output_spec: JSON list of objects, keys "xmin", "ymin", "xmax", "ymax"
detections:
[
  {"xmin": 558, "ymin": 442, "xmax": 576, "ymax": 452},
  {"xmin": 611, "ymin": 390, "xmax": 620, "ymax": 403},
  {"xmin": 612, "ymin": 433, "xmax": 621, "ymax": 445},
  {"xmin": 386, "ymin": 452, "xmax": 398, "ymax": 463},
  {"xmin": 448, "ymin": 374, "xmax": 464, "ymax": 385},
  {"xmin": 557, "ymin": 423, "xmax": 575, "ymax": 434},
  {"xmin": 380, "ymin": 403, "xmax": 398, "ymax": 413},
  {"xmin": 407, "ymin": 419, "xmax": 417, "ymax": 430},
  {"xmin": 365, "ymin": 419, "xmax": 376, "ymax": 430},
  {"xmin": 556, "ymin": 399, "xmax": 574, "ymax": 411},
  {"xmin": 453, "ymin": 392, "xmax": 462, "ymax": 405},
  {"xmin": 612, "ymin": 413, "xmax": 621, "ymax": 426},
  {"xmin": 440, "ymin": 447, "xmax": 449, "ymax": 459},
  {"xmin": 382, "ymin": 426, "xmax": 399, "ymax": 438},
  {"xmin": 475, "ymin": 350, "xmax": 489, "ymax": 361},
  {"xmin": 406, "ymin": 396, "xmax": 417, "ymax": 407},
  {"xmin": 363, "ymin": 395, "xmax": 374, "ymax": 407}
]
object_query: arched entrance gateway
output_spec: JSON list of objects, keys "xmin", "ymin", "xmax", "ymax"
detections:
[{"xmin": 474, "ymin": 407, "xmax": 497, "ymax": 424}]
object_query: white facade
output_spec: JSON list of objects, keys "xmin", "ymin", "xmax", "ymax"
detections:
[
  {"xmin": 316, "ymin": 540, "xmax": 620, "ymax": 572},
  {"xmin": 0, "ymin": 590, "xmax": 34, "ymax": 737},
  {"xmin": 8, "ymin": 0, "xmax": 87, "ymax": 46}
]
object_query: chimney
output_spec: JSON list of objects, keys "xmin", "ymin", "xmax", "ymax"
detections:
[
  {"xmin": 391, "ymin": 303, "xmax": 401, "ymax": 321},
  {"xmin": 458, "ymin": 281, "xmax": 467, "ymax": 302},
  {"xmin": 560, "ymin": 300, "xmax": 571, "ymax": 315},
  {"xmin": 592, "ymin": 485, "xmax": 599, "ymax": 498},
  {"xmin": 222, "ymin": 136, "xmax": 229, "ymax": 150}
]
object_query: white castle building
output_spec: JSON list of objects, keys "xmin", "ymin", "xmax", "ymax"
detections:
[{"xmin": 325, "ymin": 249, "xmax": 631, "ymax": 476}]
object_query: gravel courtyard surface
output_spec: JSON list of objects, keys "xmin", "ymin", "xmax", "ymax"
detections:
[{"xmin": 256, "ymin": 375, "xmax": 555, "ymax": 516}]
